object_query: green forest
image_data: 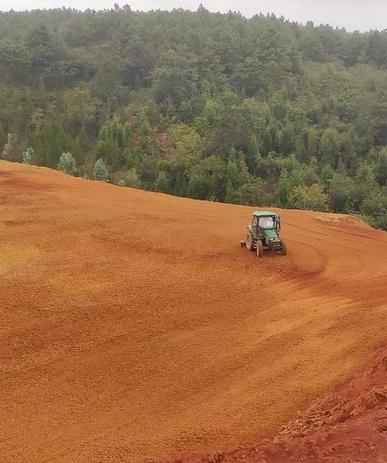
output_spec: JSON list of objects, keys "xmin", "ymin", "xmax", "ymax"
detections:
[{"xmin": 0, "ymin": 6, "xmax": 386, "ymax": 228}]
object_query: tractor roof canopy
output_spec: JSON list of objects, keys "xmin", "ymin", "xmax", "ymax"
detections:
[{"xmin": 253, "ymin": 211, "xmax": 277, "ymax": 217}]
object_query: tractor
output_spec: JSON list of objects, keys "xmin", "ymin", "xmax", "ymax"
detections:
[{"xmin": 241, "ymin": 211, "xmax": 287, "ymax": 257}]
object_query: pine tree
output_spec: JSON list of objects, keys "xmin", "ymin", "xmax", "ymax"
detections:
[
  {"xmin": 93, "ymin": 159, "xmax": 109, "ymax": 182},
  {"xmin": 22, "ymin": 147, "xmax": 34, "ymax": 165}
]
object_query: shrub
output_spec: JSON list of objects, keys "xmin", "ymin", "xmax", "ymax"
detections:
[
  {"xmin": 288, "ymin": 184, "xmax": 329, "ymax": 211},
  {"xmin": 155, "ymin": 170, "xmax": 168, "ymax": 192},
  {"xmin": 93, "ymin": 158, "xmax": 109, "ymax": 182},
  {"xmin": 375, "ymin": 212, "xmax": 387, "ymax": 230},
  {"xmin": 57, "ymin": 152, "xmax": 77, "ymax": 176},
  {"xmin": 355, "ymin": 213, "xmax": 378, "ymax": 228},
  {"xmin": 22, "ymin": 147, "xmax": 34, "ymax": 164},
  {"xmin": 1, "ymin": 133, "xmax": 21, "ymax": 161},
  {"xmin": 124, "ymin": 168, "xmax": 141, "ymax": 188}
]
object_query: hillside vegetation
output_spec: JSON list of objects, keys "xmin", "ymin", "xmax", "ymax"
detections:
[{"xmin": 0, "ymin": 7, "xmax": 386, "ymax": 227}]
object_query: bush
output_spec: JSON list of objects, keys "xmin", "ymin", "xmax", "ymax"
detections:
[
  {"xmin": 375, "ymin": 213, "xmax": 387, "ymax": 230},
  {"xmin": 289, "ymin": 184, "xmax": 329, "ymax": 211},
  {"xmin": 22, "ymin": 147, "xmax": 34, "ymax": 165},
  {"xmin": 93, "ymin": 158, "xmax": 109, "ymax": 182},
  {"xmin": 355, "ymin": 213, "xmax": 378, "ymax": 228},
  {"xmin": 57, "ymin": 152, "xmax": 77, "ymax": 176},
  {"xmin": 1, "ymin": 133, "xmax": 22, "ymax": 161},
  {"xmin": 155, "ymin": 170, "xmax": 169, "ymax": 192},
  {"xmin": 123, "ymin": 168, "xmax": 141, "ymax": 188}
]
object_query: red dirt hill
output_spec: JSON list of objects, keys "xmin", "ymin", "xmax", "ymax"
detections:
[{"xmin": 0, "ymin": 161, "xmax": 386, "ymax": 462}]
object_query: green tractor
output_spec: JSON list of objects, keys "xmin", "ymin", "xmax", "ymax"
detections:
[{"xmin": 241, "ymin": 211, "xmax": 287, "ymax": 257}]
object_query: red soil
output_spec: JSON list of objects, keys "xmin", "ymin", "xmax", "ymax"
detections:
[
  {"xmin": 162, "ymin": 348, "xmax": 387, "ymax": 463},
  {"xmin": 0, "ymin": 161, "xmax": 386, "ymax": 462}
]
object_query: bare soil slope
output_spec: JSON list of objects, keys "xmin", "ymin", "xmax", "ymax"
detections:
[
  {"xmin": 165, "ymin": 348, "xmax": 387, "ymax": 463},
  {"xmin": 0, "ymin": 161, "xmax": 386, "ymax": 462}
]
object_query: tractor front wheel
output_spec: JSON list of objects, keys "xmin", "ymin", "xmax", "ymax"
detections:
[
  {"xmin": 256, "ymin": 240, "xmax": 264, "ymax": 257},
  {"xmin": 246, "ymin": 232, "xmax": 255, "ymax": 252},
  {"xmin": 280, "ymin": 239, "xmax": 287, "ymax": 256}
]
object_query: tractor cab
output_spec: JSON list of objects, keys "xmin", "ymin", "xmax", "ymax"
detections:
[
  {"xmin": 243, "ymin": 211, "xmax": 287, "ymax": 257},
  {"xmin": 252, "ymin": 212, "xmax": 280, "ymax": 230}
]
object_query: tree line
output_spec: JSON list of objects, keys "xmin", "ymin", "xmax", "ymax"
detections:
[{"xmin": 0, "ymin": 6, "xmax": 386, "ymax": 228}]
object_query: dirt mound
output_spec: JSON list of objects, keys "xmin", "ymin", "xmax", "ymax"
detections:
[
  {"xmin": 163, "ymin": 348, "xmax": 387, "ymax": 463},
  {"xmin": 0, "ymin": 161, "xmax": 386, "ymax": 463}
]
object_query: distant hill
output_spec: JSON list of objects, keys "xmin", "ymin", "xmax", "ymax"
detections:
[{"xmin": 0, "ymin": 7, "xmax": 386, "ymax": 227}]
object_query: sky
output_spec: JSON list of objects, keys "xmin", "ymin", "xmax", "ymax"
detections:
[{"xmin": 0, "ymin": 0, "xmax": 386, "ymax": 32}]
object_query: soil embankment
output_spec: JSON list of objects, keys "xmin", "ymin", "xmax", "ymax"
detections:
[{"xmin": 163, "ymin": 348, "xmax": 387, "ymax": 463}]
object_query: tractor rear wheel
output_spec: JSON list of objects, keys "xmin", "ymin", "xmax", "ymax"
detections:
[
  {"xmin": 280, "ymin": 239, "xmax": 287, "ymax": 256},
  {"xmin": 246, "ymin": 232, "xmax": 255, "ymax": 252},
  {"xmin": 256, "ymin": 240, "xmax": 264, "ymax": 257}
]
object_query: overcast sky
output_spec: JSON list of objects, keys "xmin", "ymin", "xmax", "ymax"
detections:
[{"xmin": 0, "ymin": 0, "xmax": 386, "ymax": 31}]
